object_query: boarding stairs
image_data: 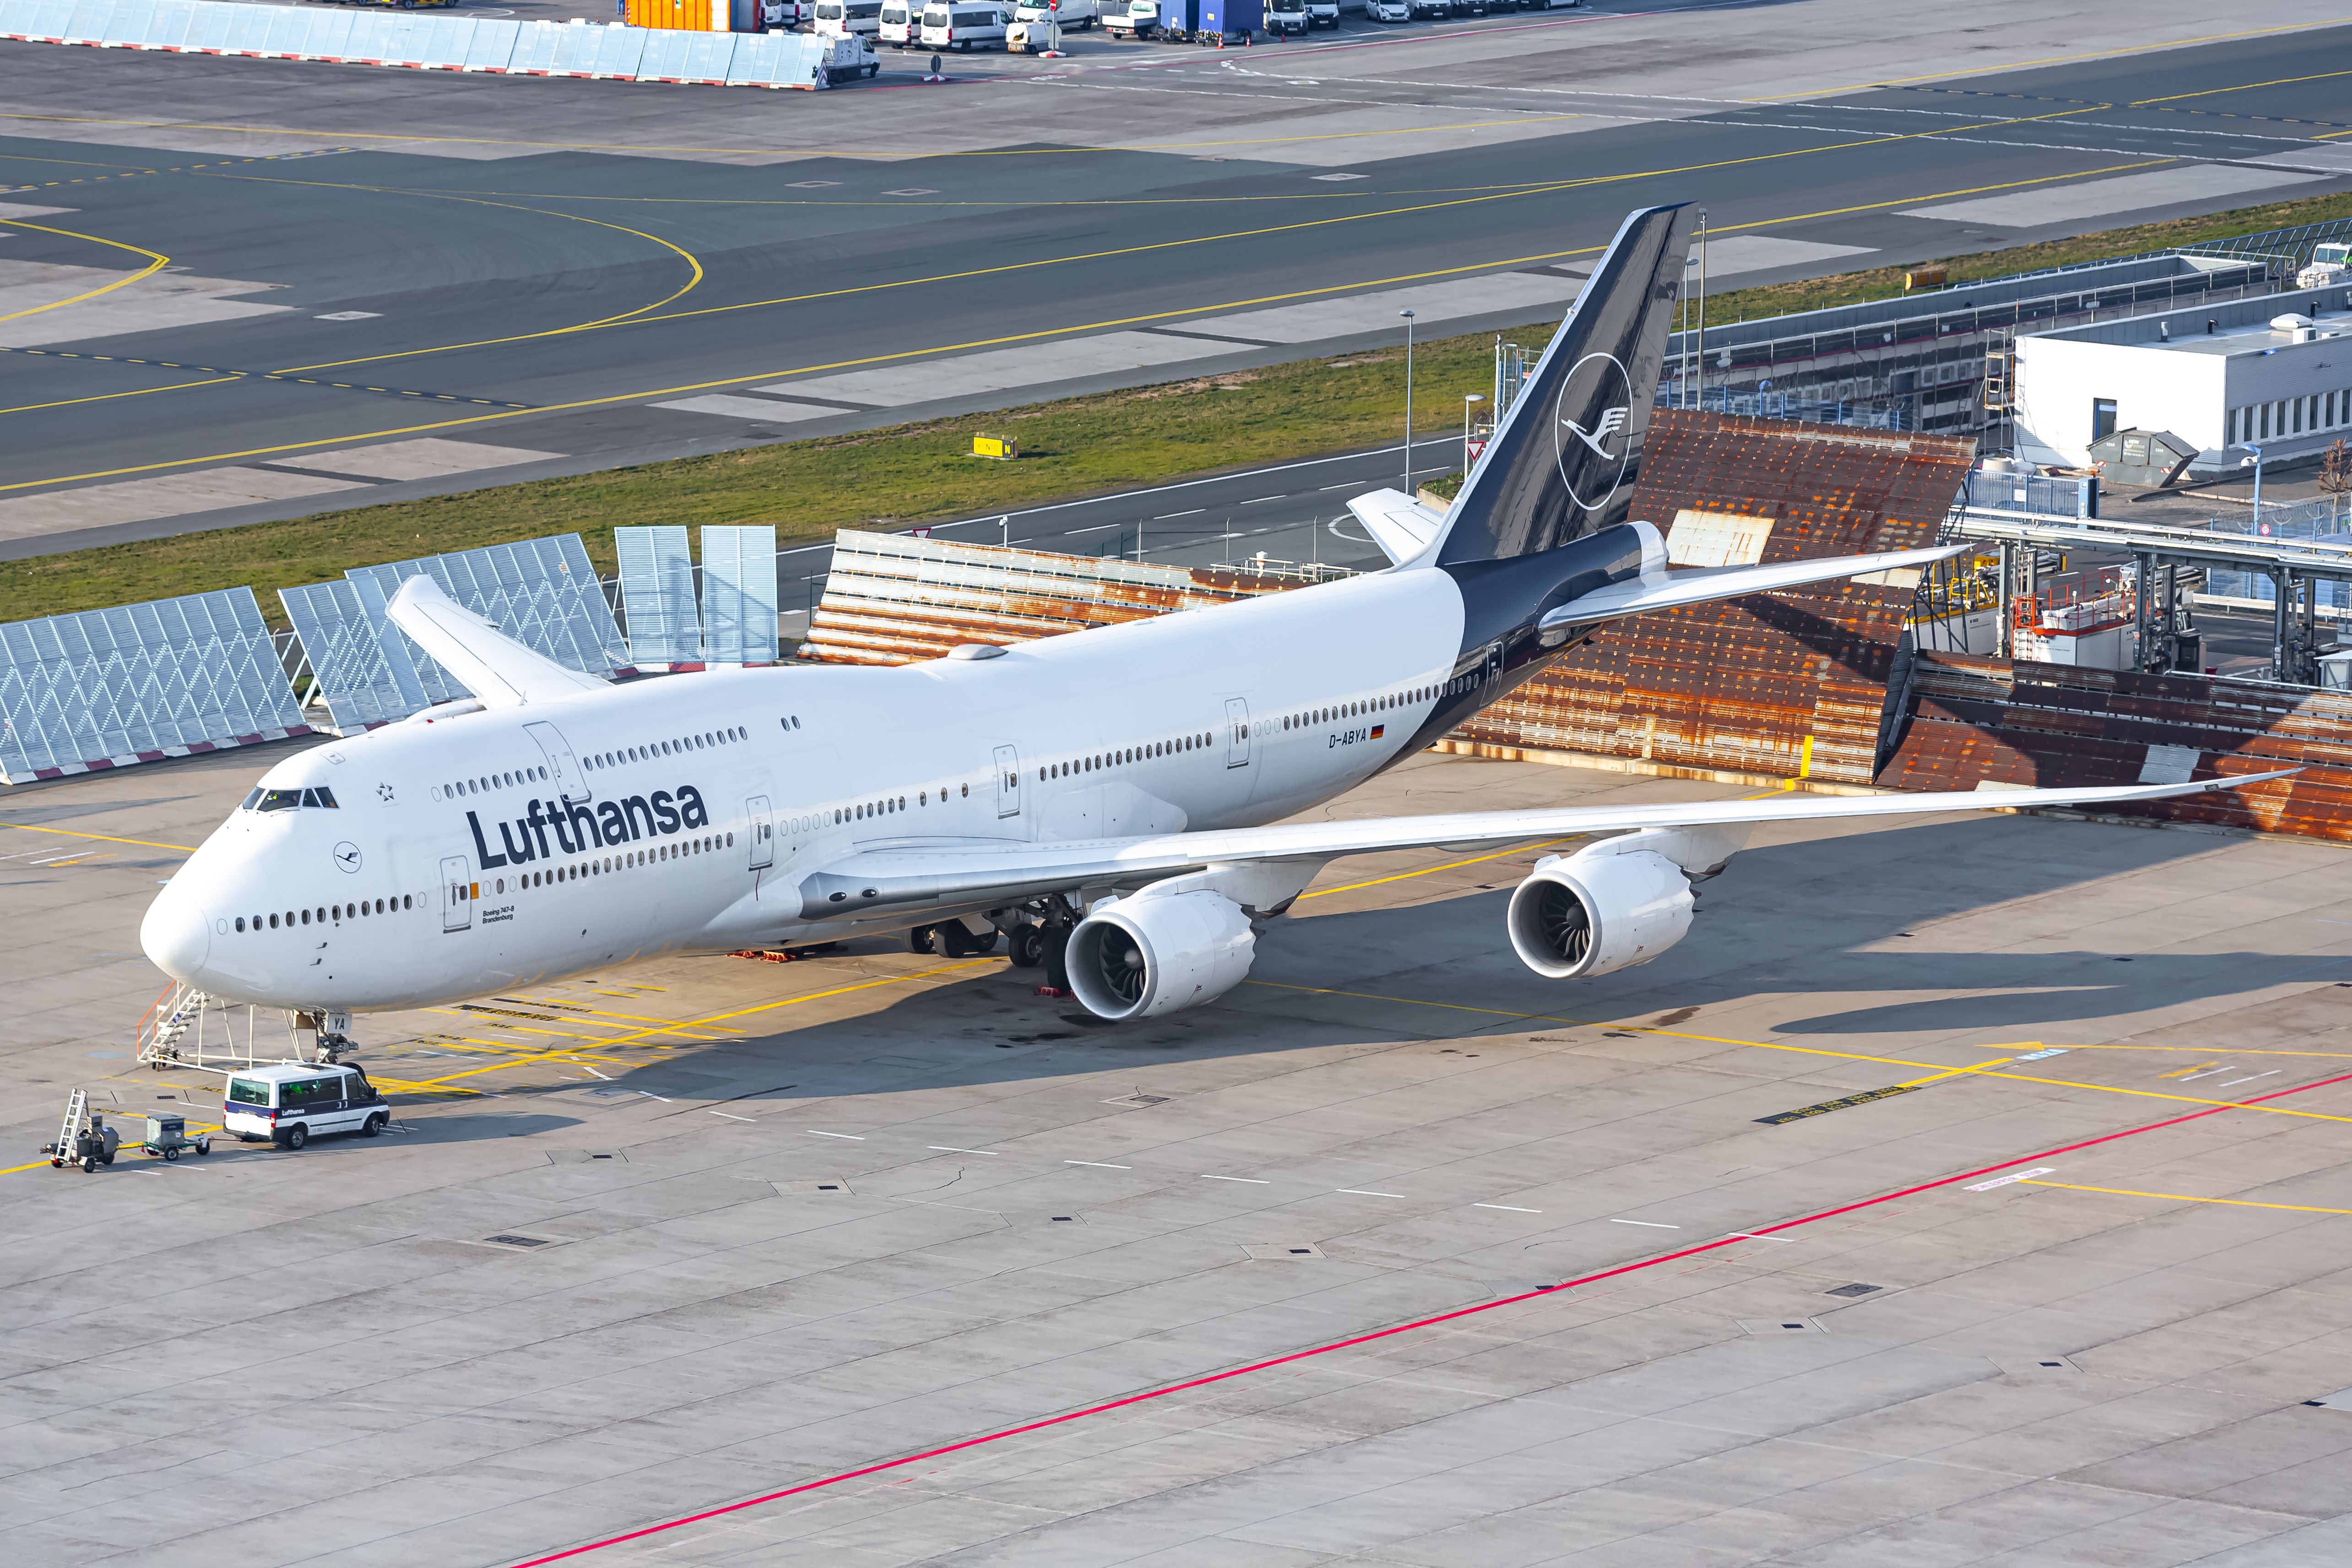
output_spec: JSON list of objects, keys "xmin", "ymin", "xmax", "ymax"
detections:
[{"xmin": 134, "ymin": 983, "xmax": 212, "ymax": 1070}]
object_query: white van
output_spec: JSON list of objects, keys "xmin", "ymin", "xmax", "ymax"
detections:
[
  {"xmin": 879, "ymin": 0, "xmax": 919, "ymax": 43},
  {"xmin": 921, "ymin": 1, "xmax": 1009, "ymax": 48},
  {"xmin": 1013, "ymin": 0, "xmax": 1097, "ymax": 26},
  {"xmin": 815, "ymin": 0, "xmax": 884, "ymax": 35},
  {"xmin": 222, "ymin": 1062, "xmax": 388, "ymax": 1149}
]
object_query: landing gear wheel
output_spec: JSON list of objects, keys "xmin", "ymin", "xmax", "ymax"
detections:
[
  {"xmin": 939, "ymin": 922, "xmax": 972, "ymax": 958},
  {"xmin": 909, "ymin": 925, "xmax": 937, "ymax": 955},
  {"xmin": 1008, "ymin": 927, "xmax": 1043, "ymax": 968},
  {"xmin": 971, "ymin": 927, "xmax": 1000, "ymax": 955},
  {"xmin": 362, "ymin": 1113, "xmax": 387, "ymax": 1138},
  {"xmin": 1042, "ymin": 926, "xmax": 1072, "ymax": 993}
]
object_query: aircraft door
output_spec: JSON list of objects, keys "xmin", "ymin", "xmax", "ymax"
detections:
[
  {"xmin": 440, "ymin": 855, "xmax": 472, "ymax": 932},
  {"xmin": 1225, "ymin": 698, "xmax": 1252, "ymax": 769},
  {"xmin": 524, "ymin": 721, "xmax": 589, "ymax": 803},
  {"xmin": 747, "ymin": 795, "xmax": 774, "ymax": 870},
  {"xmin": 993, "ymin": 745, "xmax": 1021, "ymax": 819}
]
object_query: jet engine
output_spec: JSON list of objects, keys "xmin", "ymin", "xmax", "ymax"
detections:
[
  {"xmin": 1504, "ymin": 825, "xmax": 1748, "ymax": 980},
  {"xmin": 1065, "ymin": 888, "xmax": 1257, "ymax": 1021}
]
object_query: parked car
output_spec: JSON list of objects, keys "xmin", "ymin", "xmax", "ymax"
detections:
[
  {"xmin": 921, "ymin": 0, "xmax": 1009, "ymax": 46},
  {"xmin": 814, "ymin": 0, "xmax": 885, "ymax": 34},
  {"xmin": 1303, "ymin": 0, "xmax": 1336, "ymax": 24},
  {"xmin": 1367, "ymin": 0, "xmax": 1409, "ymax": 19},
  {"xmin": 1267, "ymin": 0, "xmax": 1307, "ymax": 33},
  {"xmin": 1408, "ymin": 0, "xmax": 1447, "ymax": 17}
]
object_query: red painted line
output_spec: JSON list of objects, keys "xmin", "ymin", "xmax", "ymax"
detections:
[{"xmin": 509, "ymin": 1069, "xmax": 2352, "ymax": 1567}]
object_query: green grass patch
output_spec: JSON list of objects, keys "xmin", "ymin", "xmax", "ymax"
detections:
[
  {"xmin": 2, "ymin": 333, "xmax": 1512, "ymax": 628},
  {"xmin": 7, "ymin": 187, "xmax": 2346, "ymax": 626}
]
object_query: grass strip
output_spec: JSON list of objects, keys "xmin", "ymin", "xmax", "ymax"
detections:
[{"xmin": 8, "ymin": 189, "xmax": 2349, "ymax": 625}]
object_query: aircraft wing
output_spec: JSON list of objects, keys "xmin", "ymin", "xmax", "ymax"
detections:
[
  {"xmin": 385, "ymin": 574, "xmax": 608, "ymax": 708},
  {"xmin": 794, "ymin": 770, "xmax": 2296, "ymax": 919}
]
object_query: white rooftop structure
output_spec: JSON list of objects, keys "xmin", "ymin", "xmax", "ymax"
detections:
[{"xmin": 2014, "ymin": 285, "xmax": 2352, "ymax": 469}]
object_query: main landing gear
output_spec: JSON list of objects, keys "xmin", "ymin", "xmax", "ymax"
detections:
[{"xmin": 910, "ymin": 903, "xmax": 1075, "ymax": 990}]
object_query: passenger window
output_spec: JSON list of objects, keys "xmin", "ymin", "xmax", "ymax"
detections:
[{"xmin": 228, "ymin": 1078, "xmax": 269, "ymax": 1106}]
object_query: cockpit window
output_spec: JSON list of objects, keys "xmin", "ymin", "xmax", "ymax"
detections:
[{"xmin": 252, "ymin": 787, "xmax": 336, "ymax": 811}]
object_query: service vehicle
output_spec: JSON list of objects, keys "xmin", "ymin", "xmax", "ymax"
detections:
[
  {"xmin": 1449, "ymin": 0, "xmax": 1488, "ymax": 14},
  {"xmin": 222, "ymin": 1062, "xmax": 388, "ymax": 1149},
  {"xmin": 1107, "ymin": 0, "xmax": 1191, "ymax": 36},
  {"xmin": 1302, "ymin": 0, "xmax": 1336, "ymax": 24},
  {"xmin": 820, "ymin": 29, "xmax": 883, "ymax": 74},
  {"xmin": 764, "ymin": 0, "xmax": 808, "ymax": 24},
  {"xmin": 1366, "ymin": 0, "xmax": 1407, "ymax": 18},
  {"xmin": 1013, "ymin": 0, "xmax": 1097, "ymax": 26},
  {"xmin": 1518, "ymin": 0, "xmax": 1582, "ymax": 8},
  {"xmin": 814, "ymin": 0, "xmax": 884, "ymax": 34},
  {"xmin": 1267, "ymin": 0, "xmax": 1307, "ymax": 33},
  {"xmin": 879, "ymin": 0, "xmax": 919, "ymax": 42},
  {"xmin": 2298, "ymin": 242, "xmax": 2351, "ymax": 289},
  {"xmin": 1408, "ymin": 0, "xmax": 1447, "ymax": 16},
  {"xmin": 921, "ymin": 0, "xmax": 1009, "ymax": 47}
]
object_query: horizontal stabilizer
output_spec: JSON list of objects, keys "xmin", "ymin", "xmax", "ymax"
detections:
[
  {"xmin": 1542, "ymin": 539, "xmax": 1966, "ymax": 634},
  {"xmin": 385, "ymin": 574, "xmax": 607, "ymax": 708},
  {"xmin": 1346, "ymin": 489, "xmax": 1444, "ymax": 566}
]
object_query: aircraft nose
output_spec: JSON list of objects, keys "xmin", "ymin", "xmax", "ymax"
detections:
[{"xmin": 140, "ymin": 883, "xmax": 212, "ymax": 985}]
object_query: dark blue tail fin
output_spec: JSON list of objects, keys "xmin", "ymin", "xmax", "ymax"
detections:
[{"xmin": 1434, "ymin": 204, "xmax": 1696, "ymax": 566}]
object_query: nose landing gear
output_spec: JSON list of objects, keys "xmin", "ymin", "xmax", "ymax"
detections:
[{"xmin": 293, "ymin": 1009, "xmax": 357, "ymax": 1065}]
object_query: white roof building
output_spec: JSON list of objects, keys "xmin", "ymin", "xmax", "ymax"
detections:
[{"xmin": 2014, "ymin": 287, "xmax": 2352, "ymax": 470}]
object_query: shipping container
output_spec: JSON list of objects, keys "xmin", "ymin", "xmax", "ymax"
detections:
[
  {"xmin": 624, "ymin": 0, "xmax": 744, "ymax": 29},
  {"xmin": 1197, "ymin": 0, "xmax": 1256, "ymax": 37}
]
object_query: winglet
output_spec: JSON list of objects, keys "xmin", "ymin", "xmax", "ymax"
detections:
[{"xmin": 384, "ymin": 574, "xmax": 606, "ymax": 708}]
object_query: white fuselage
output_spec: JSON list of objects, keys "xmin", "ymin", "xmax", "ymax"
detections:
[{"xmin": 141, "ymin": 566, "xmax": 1472, "ymax": 1012}]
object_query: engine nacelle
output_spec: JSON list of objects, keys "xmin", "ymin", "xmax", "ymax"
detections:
[
  {"xmin": 1505, "ymin": 844, "xmax": 1696, "ymax": 980},
  {"xmin": 1066, "ymin": 888, "xmax": 1256, "ymax": 1021}
]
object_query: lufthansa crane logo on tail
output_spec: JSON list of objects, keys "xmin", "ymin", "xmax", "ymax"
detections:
[{"xmin": 1553, "ymin": 351, "xmax": 1634, "ymax": 511}]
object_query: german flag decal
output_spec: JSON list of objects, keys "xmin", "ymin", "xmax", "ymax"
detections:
[{"xmin": 1370, "ymin": 725, "xmax": 1385, "ymax": 739}]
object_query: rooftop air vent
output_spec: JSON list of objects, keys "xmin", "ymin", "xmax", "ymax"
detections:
[{"xmin": 947, "ymin": 644, "xmax": 1008, "ymax": 661}]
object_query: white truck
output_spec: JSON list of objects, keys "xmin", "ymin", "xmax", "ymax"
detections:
[
  {"xmin": 2298, "ymin": 242, "xmax": 2350, "ymax": 289},
  {"xmin": 1106, "ymin": 0, "xmax": 1179, "ymax": 37}
]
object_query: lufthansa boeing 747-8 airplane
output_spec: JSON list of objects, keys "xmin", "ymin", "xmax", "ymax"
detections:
[{"xmin": 140, "ymin": 206, "xmax": 2282, "ymax": 1052}]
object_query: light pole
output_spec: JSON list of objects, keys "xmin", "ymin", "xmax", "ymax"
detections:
[
  {"xmin": 1462, "ymin": 393, "xmax": 1485, "ymax": 477},
  {"xmin": 2244, "ymin": 442, "xmax": 2265, "ymax": 526},
  {"xmin": 1400, "ymin": 309, "xmax": 1416, "ymax": 493}
]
